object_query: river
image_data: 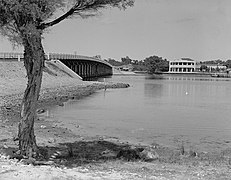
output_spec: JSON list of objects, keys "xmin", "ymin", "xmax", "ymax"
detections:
[{"xmin": 49, "ymin": 75, "xmax": 231, "ymax": 151}]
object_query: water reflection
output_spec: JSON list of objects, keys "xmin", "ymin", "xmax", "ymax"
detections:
[
  {"xmin": 165, "ymin": 75, "xmax": 231, "ymax": 82},
  {"xmin": 166, "ymin": 76, "xmax": 197, "ymax": 81},
  {"xmin": 144, "ymin": 83, "xmax": 163, "ymax": 98}
]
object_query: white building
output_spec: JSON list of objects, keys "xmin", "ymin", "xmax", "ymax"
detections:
[
  {"xmin": 201, "ymin": 64, "xmax": 227, "ymax": 72},
  {"xmin": 169, "ymin": 58, "xmax": 196, "ymax": 73}
]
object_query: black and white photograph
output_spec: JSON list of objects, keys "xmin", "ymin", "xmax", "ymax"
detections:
[{"xmin": 1, "ymin": 0, "xmax": 231, "ymax": 179}]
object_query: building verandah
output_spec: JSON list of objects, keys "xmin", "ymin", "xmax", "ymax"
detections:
[
  {"xmin": 170, "ymin": 67, "xmax": 195, "ymax": 72},
  {"xmin": 169, "ymin": 58, "xmax": 196, "ymax": 73}
]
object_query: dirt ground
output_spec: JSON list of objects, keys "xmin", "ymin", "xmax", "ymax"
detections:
[{"xmin": 1, "ymin": 61, "xmax": 231, "ymax": 179}]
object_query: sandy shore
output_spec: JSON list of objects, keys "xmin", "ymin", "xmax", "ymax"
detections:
[
  {"xmin": 1, "ymin": 61, "xmax": 231, "ymax": 179},
  {"xmin": 0, "ymin": 61, "xmax": 130, "ymax": 147}
]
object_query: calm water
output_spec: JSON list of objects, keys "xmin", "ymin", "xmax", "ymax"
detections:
[{"xmin": 49, "ymin": 75, "xmax": 231, "ymax": 151}]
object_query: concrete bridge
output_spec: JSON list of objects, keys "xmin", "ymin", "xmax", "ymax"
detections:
[{"xmin": 0, "ymin": 52, "xmax": 113, "ymax": 80}]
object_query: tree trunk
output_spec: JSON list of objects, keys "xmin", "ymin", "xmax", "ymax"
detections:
[{"xmin": 18, "ymin": 28, "xmax": 45, "ymax": 157}]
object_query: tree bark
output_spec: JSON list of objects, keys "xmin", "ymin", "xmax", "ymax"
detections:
[{"xmin": 18, "ymin": 28, "xmax": 45, "ymax": 157}]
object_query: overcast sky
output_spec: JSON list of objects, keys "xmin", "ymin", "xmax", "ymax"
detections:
[{"xmin": 1, "ymin": 0, "xmax": 231, "ymax": 61}]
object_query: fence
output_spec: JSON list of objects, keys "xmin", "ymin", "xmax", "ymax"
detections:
[
  {"xmin": 0, "ymin": 52, "xmax": 111, "ymax": 67},
  {"xmin": 0, "ymin": 52, "xmax": 97, "ymax": 61}
]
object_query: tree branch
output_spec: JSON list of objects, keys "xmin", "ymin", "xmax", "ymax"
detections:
[
  {"xmin": 38, "ymin": 1, "xmax": 82, "ymax": 30},
  {"xmin": 38, "ymin": 0, "xmax": 134, "ymax": 30}
]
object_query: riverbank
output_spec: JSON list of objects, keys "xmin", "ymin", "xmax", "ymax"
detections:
[
  {"xmin": 0, "ymin": 61, "xmax": 129, "ymax": 150},
  {"xmin": 1, "ymin": 61, "xmax": 231, "ymax": 179}
]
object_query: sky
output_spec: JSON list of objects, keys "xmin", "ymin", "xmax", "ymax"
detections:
[{"xmin": 1, "ymin": 0, "xmax": 231, "ymax": 61}]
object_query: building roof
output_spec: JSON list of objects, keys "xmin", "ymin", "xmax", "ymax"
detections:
[
  {"xmin": 181, "ymin": 58, "xmax": 194, "ymax": 61},
  {"xmin": 170, "ymin": 58, "xmax": 195, "ymax": 62}
]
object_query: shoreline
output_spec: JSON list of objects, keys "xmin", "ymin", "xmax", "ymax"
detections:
[
  {"xmin": 0, "ymin": 61, "xmax": 130, "ymax": 151},
  {"xmin": 0, "ymin": 81, "xmax": 130, "ymax": 147},
  {"xmin": 1, "ymin": 61, "xmax": 231, "ymax": 179},
  {"xmin": 1, "ymin": 82, "xmax": 231, "ymax": 179}
]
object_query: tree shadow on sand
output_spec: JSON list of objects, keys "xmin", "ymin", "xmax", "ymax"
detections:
[
  {"xmin": 1, "ymin": 140, "xmax": 150, "ymax": 168},
  {"xmin": 38, "ymin": 140, "xmax": 145, "ymax": 168},
  {"xmin": 2, "ymin": 139, "xmax": 230, "ymax": 168}
]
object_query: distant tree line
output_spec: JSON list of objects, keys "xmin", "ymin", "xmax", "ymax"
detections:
[
  {"xmin": 225, "ymin": 60, "xmax": 231, "ymax": 68},
  {"xmin": 106, "ymin": 55, "xmax": 169, "ymax": 73},
  {"xmin": 107, "ymin": 57, "xmax": 231, "ymax": 73},
  {"xmin": 199, "ymin": 59, "xmax": 231, "ymax": 68},
  {"xmin": 199, "ymin": 59, "xmax": 231, "ymax": 72}
]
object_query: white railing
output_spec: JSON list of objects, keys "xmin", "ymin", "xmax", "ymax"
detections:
[
  {"xmin": 0, "ymin": 52, "xmax": 24, "ymax": 59},
  {"xmin": 48, "ymin": 53, "xmax": 97, "ymax": 61},
  {"xmin": 0, "ymin": 52, "xmax": 99, "ymax": 61},
  {"xmin": 0, "ymin": 52, "xmax": 112, "ymax": 67}
]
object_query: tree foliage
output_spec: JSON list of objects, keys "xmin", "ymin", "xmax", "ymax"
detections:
[
  {"xmin": 144, "ymin": 56, "xmax": 169, "ymax": 73},
  {"xmin": 107, "ymin": 58, "xmax": 124, "ymax": 66},
  {"xmin": 121, "ymin": 56, "xmax": 132, "ymax": 65},
  {"xmin": 199, "ymin": 64, "xmax": 209, "ymax": 72},
  {"xmin": 0, "ymin": 0, "xmax": 134, "ymax": 158},
  {"xmin": 0, "ymin": 0, "xmax": 64, "ymax": 44},
  {"xmin": 0, "ymin": 0, "xmax": 134, "ymax": 44},
  {"xmin": 223, "ymin": 60, "xmax": 231, "ymax": 68},
  {"xmin": 202, "ymin": 59, "xmax": 224, "ymax": 65},
  {"xmin": 106, "ymin": 55, "xmax": 169, "ymax": 72}
]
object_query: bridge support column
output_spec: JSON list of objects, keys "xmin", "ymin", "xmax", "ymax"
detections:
[
  {"xmin": 85, "ymin": 64, "xmax": 87, "ymax": 77},
  {"xmin": 87, "ymin": 63, "xmax": 91, "ymax": 77},
  {"xmin": 86, "ymin": 63, "xmax": 88, "ymax": 77},
  {"xmin": 89, "ymin": 64, "xmax": 92, "ymax": 76},
  {"xmin": 60, "ymin": 58, "xmax": 112, "ymax": 79},
  {"xmin": 87, "ymin": 64, "xmax": 90, "ymax": 77},
  {"xmin": 83, "ymin": 63, "xmax": 86, "ymax": 78},
  {"xmin": 78, "ymin": 63, "xmax": 81, "ymax": 76},
  {"xmin": 81, "ymin": 64, "xmax": 84, "ymax": 77}
]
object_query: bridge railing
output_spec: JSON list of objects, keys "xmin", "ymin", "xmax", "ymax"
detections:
[
  {"xmin": 0, "ymin": 52, "xmax": 24, "ymax": 59},
  {"xmin": 0, "ymin": 52, "xmax": 100, "ymax": 61},
  {"xmin": 0, "ymin": 52, "xmax": 112, "ymax": 67},
  {"xmin": 48, "ymin": 53, "xmax": 100, "ymax": 61}
]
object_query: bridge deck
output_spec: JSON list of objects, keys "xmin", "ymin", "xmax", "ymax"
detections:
[{"xmin": 0, "ymin": 52, "xmax": 113, "ymax": 79}]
